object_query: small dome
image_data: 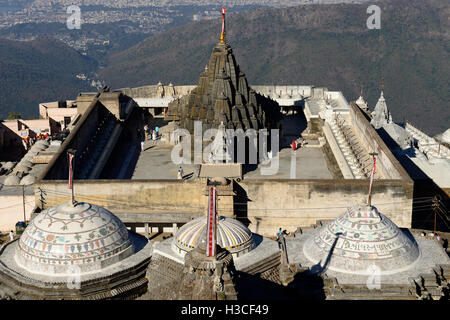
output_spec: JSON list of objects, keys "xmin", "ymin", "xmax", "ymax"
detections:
[
  {"xmin": 303, "ymin": 204, "xmax": 420, "ymax": 275},
  {"xmin": 4, "ymin": 175, "xmax": 20, "ymax": 185},
  {"xmin": 3, "ymin": 162, "xmax": 16, "ymax": 170},
  {"xmin": 15, "ymin": 202, "xmax": 134, "ymax": 275},
  {"xmin": 172, "ymin": 216, "xmax": 255, "ymax": 258},
  {"xmin": 20, "ymin": 175, "xmax": 35, "ymax": 185}
]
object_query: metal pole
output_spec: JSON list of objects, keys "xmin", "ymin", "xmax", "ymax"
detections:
[
  {"xmin": 432, "ymin": 196, "xmax": 439, "ymax": 237},
  {"xmin": 367, "ymin": 152, "xmax": 378, "ymax": 207},
  {"xmin": 22, "ymin": 185, "xmax": 26, "ymax": 224},
  {"xmin": 67, "ymin": 148, "xmax": 77, "ymax": 206}
]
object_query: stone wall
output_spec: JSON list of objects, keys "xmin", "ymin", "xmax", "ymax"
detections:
[
  {"xmin": 0, "ymin": 192, "xmax": 34, "ymax": 230},
  {"xmin": 34, "ymin": 179, "xmax": 208, "ymax": 223},
  {"xmin": 239, "ymin": 179, "xmax": 413, "ymax": 236},
  {"xmin": 119, "ymin": 85, "xmax": 196, "ymax": 99},
  {"xmin": 349, "ymin": 102, "xmax": 410, "ymax": 180},
  {"xmin": 34, "ymin": 176, "xmax": 413, "ymax": 237}
]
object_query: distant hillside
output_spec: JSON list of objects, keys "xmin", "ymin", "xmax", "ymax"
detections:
[
  {"xmin": 0, "ymin": 37, "xmax": 96, "ymax": 120},
  {"xmin": 99, "ymin": 0, "xmax": 449, "ymax": 135}
]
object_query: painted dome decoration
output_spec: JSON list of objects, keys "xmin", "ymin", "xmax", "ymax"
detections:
[
  {"xmin": 172, "ymin": 216, "xmax": 255, "ymax": 258},
  {"xmin": 15, "ymin": 201, "xmax": 134, "ymax": 274},
  {"xmin": 303, "ymin": 204, "xmax": 420, "ymax": 275}
]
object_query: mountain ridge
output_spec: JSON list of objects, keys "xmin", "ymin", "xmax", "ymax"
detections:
[{"xmin": 99, "ymin": 0, "xmax": 449, "ymax": 135}]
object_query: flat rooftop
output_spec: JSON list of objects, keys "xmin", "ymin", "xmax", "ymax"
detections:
[
  {"xmin": 131, "ymin": 114, "xmax": 333, "ymax": 180},
  {"xmin": 131, "ymin": 144, "xmax": 332, "ymax": 181}
]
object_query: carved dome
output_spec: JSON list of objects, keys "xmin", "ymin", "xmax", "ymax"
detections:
[
  {"xmin": 303, "ymin": 204, "xmax": 420, "ymax": 275},
  {"xmin": 172, "ymin": 216, "xmax": 255, "ymax": 258},
  {"xmin": 15, "ymin": 202, "xmax": 134, "ymax": 274}
]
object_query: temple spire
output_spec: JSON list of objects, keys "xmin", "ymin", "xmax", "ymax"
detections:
[{"xmin": 220, "ymin": 7, "xmax": 226, "ymax": 44}]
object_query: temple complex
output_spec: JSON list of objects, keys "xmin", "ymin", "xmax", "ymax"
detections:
[{"xmin": 0, "ymin": 7, "xmax": 448, "ymax": 301}]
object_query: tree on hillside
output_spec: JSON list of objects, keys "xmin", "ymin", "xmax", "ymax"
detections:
[{"xmin": 7, "ymin": 112, "xmax": 22, "ymax": 120}]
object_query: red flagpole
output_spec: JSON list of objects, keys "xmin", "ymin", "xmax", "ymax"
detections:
[
  {"xmin": 67, "ymin": 149, "xmax": 76, "ymax": 206},
  {"xmin": 368, "ymin": 152, "xmax": 378, "ymax": 207},
  {"xmin": 206, "ymin": 186, "xmax": 217, "ymax": 257}
]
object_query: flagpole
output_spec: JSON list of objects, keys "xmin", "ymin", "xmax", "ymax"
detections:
[
  {"xmin": 368, "ymin": 152, "xmax": 378, "ymax": 207},
  {"xmin": 220, "ymin": 7, "xmax": 226, "ymax": 43},
  {"xmin": 67, "ymin": 148, "xmax": 77, "ymax": 206}
]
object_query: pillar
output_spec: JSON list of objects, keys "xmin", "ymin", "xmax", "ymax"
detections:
[
  {"xmin": 145, "ymin": 223, "xmax": 150, "ymax": 239},
  {"xmin": 172, "ymin": 223, "xmax": 178, "ymax": 236}
]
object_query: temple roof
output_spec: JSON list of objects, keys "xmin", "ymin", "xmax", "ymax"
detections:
[
  {"xmin": 371, "ymin": 91, "xmax": 392, "ymax": 129},
  {"xmin": 303, "ymin": 204, "xmax": 420, "ymax": 275},
  {"xmin": 172, "ymin": 216, "xmax": 255, "ymax": 257},
  {"xmin": 15, "ymin": 201, "xmax": 134, "ymax": 274}
]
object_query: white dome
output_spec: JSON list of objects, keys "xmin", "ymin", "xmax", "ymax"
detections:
[
  {"xmin": 172, "ymin": 216, "xmax": 255, "ymax": 258},
  {"xmin": 303, "ymin": 204, "xmax": 420, "ymax": 275},
  {"xmin": 15, "ymin": 202, "xmax": 134, "ymax": 275}
]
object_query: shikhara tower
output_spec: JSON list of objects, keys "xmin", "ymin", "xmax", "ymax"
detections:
[{"xmin": 166, "ymin": 8, "xmax": 280, "ymax": 135}]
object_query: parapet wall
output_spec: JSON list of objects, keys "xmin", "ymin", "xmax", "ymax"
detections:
[
  {"xmin": 252, "ymin": 85, "xmax": 312, "ymax": 98},
  {"xmin": 240, "ymin": 179, "xmax": 414, "ymax": 236},
  {"xmin": 119, "ymin": 85, "xmax": 196, "ymax": 99},
  {"xmin": 349, "ymin": 102, "xmax": 410, "ymax": 180},
  {"xmin": 39, "ymin": 100, "xmax": 106, "ymax": 180},
  {"xmin": 34, "ymin": 179, "xmax": 208, "ymax": 223},
  {"xmin": 34, "ymin": 177, "xmax": 413, "ymax": 237}
]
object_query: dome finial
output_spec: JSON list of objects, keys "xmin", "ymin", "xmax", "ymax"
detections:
[{"xmin": 220, "ymin": 7, "xmax": 226, "ymax": 44}]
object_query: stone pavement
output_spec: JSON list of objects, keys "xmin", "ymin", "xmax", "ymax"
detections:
[{"xmin": 131, "ymin": 139, "xmax": 198, "ymax": 180}]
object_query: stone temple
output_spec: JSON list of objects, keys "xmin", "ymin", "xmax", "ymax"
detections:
[{"xmin": 166, "ymin": 24, "xmax": 280, "ymax": 138}]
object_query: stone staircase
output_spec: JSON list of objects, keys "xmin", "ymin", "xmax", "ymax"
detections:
[
  {"xmin": 78, "ymin": 113, "xmax": 120, "ymax": 179},
  {"xmin": 329, "ymin": 114, "xmax": 370, "ymax": 179}
]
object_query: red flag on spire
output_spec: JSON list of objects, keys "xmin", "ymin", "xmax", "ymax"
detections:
[{"xmin": 222, "ymin": 7, "xmax": 226, "ymax": 14}]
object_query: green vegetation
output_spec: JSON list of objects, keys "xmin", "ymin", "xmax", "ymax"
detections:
[
  {"xmin": 0, "ymin": 37, "xmax": 97, "ymax": 120},
  {"xmin": 7, "ymin": 112, "xmax": 21, "ymax": 119},
  {"xmin": 0, "ymin": 0, "xmax": 448, "ymax": 136},
  {"xmin": 99, "ymin": 0, "xmax": 449, "ymax": 135}
]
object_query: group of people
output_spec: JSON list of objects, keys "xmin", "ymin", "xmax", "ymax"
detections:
[
  {"xmin": 144, "ymin": 125, "xmax": 159, "ymax": 141},
  {"xmin": 138, "ymin": 125, "xmax": 160, "ymax": 151},
  {"xmin": 22, "ymin": 133, "xmax": 49, "ymax": 151},
  {"xmin": 291, "ymin": 138, "xmax": 306, "ymax": 151}
]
